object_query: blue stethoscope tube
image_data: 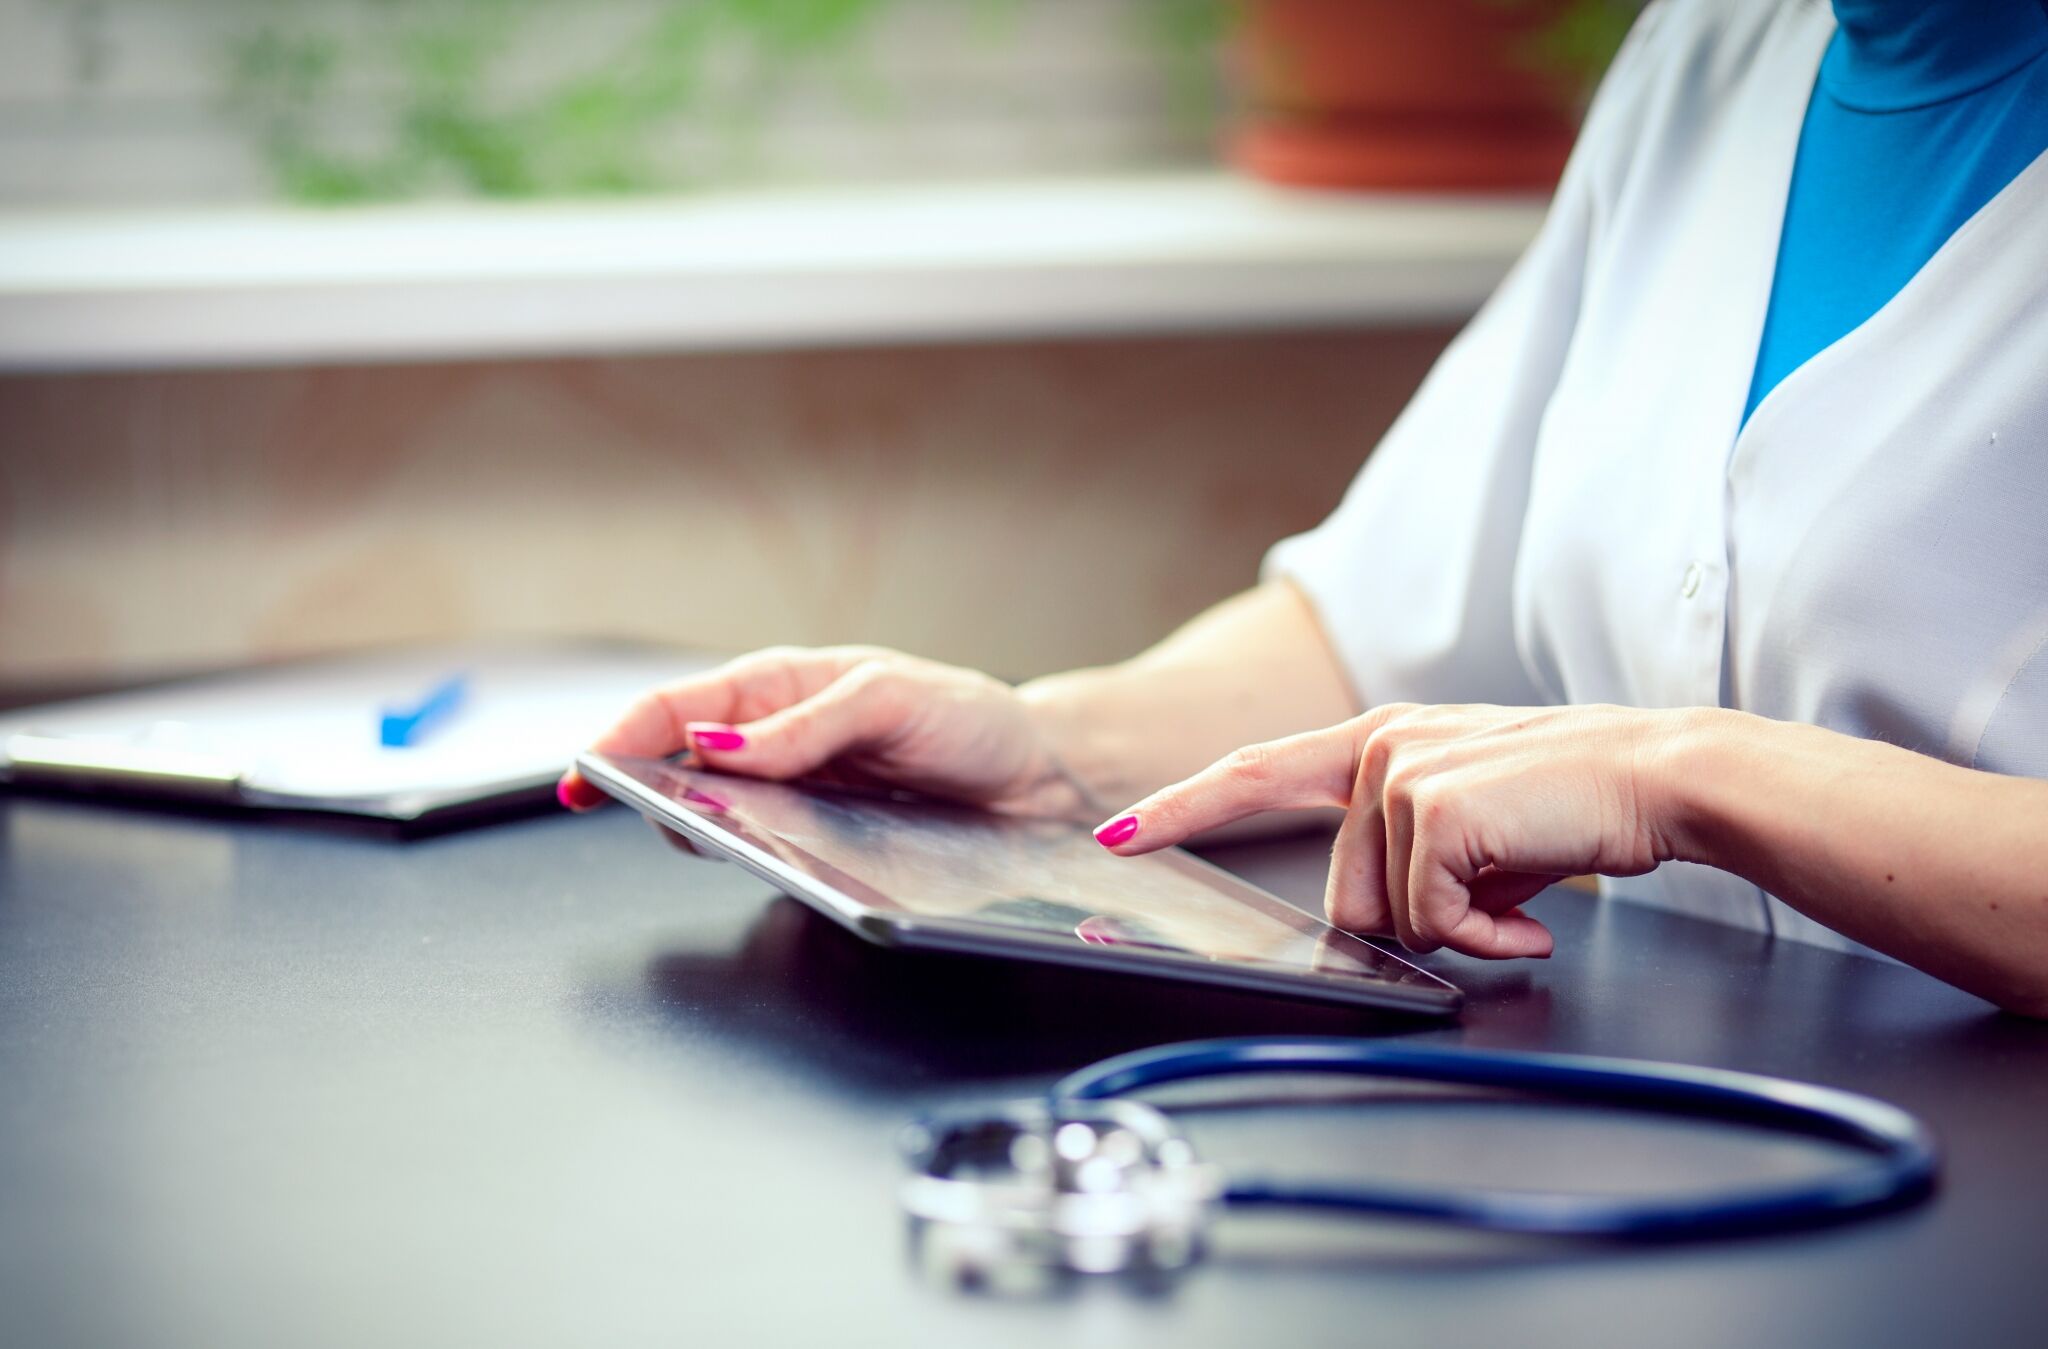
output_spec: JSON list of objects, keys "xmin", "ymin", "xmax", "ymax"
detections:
[{"xmin": 1052, "ymin": 1038, "xmax": 1939, "ymax": 1239}]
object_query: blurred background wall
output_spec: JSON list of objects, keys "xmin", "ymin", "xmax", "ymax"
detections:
[
  {"xmin": 0, "ymin": 331, "xmax": 1452, "ymax": 686},
  {"xmin": 0, "ymin": 0, "xmax": 1630, "ymax": 693},
  {"xmin": 2, "ymin": 0, "xmax": 1220, "ymax": 206}
]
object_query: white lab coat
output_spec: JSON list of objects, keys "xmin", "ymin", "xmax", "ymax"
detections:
[{"xmin": 1265, "ymin": 0, "xmax": 2048, "ymax": 956}]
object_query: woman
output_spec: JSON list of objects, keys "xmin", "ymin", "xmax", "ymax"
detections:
[{"xmin": 561, "ymin": 0, "xmax": 2048, "ymax": 1013}]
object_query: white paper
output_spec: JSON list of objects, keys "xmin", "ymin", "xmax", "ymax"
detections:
[{"xmin": 0, "ymin": 641, "xmax": 712, "ymax": 816}]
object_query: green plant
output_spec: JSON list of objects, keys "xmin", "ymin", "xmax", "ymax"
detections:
[
  {"xmin": 1501, "ymin": 0, "xmax": 1645, "ymax": 97},
  {"xmin": 219, "ymin": 0, "xmax": 984, "ymax": 203}
]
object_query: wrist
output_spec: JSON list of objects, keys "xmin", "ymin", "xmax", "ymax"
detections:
[
  {"xmin": 1014, "ymin": 666, "xmax": 1129, "ymax": 821},
  {"xmin": 1641, "ymin": 705, "xmax": 1776, "ymax": 871},
  {"xmin": 1012, "ymin": 670, "xmax": 1112, "ymax": 821}
]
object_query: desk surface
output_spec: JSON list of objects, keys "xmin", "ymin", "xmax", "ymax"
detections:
[{"xmin": 2, "ymin": 796, "xmax": 2042, "ymax": 1348}]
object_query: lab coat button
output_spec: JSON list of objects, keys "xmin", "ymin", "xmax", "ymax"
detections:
[{"xmin": 1681, "ymin": 562, "xmax": 1704, "ymax": 599}]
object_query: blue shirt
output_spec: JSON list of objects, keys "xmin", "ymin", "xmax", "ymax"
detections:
[{"xmin": 1743, "ymin": 0, "xmax": 2048, "ymax": 423}]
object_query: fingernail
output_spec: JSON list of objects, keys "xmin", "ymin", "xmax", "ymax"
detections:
[
  {"xmin": 1094, "ymin": 815, "xmax": 1140, "ymax": 848},
  {"xmin": 687, "ymin": 722, "xmax": 746, "ymax": 752},
  {"xmin": 556, "ymin": 775, "xmax": 603, "ymax": 812}
]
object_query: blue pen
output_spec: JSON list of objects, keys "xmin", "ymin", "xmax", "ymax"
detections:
[{"xmin": 380, "ymin": 673, "xmax": 469, "ymax": 748}]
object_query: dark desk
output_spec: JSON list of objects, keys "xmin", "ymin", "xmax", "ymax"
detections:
[{"xmin": 2, "ymin": 796, "xmax": 2043, "ymax": 1348}]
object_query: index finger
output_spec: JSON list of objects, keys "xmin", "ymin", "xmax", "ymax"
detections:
[{"xmin": 1093, "ymin": 722, "xmax": 1368, "ymax": 855}]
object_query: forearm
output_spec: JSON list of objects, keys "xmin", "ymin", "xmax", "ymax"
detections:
[
  {"xmin": 1017, "ymin": 580, "xmax": 1358, "ymax": 824},
  {"xmin": 1661, "ymin": 709, "xmax": 2048, "ymax": 1014}
]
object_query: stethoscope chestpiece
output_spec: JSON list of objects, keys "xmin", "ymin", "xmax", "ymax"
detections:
[{"xmin": 898, "ymin": 1098, "xmax": 1224, "ymax": 1292}]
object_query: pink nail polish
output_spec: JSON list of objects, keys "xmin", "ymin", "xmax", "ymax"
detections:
[
  {"xmin": 688, "ymin": 722, "xmax": 746, "ymax": 752},
  {"xmin": 682, "ymin": 787, "xmax": 730, "ymax": 813},
  {"xmin": 1094, "ymin": 815, "xmax": 1140, "ymax": 848},
  {"xmin": 556, "ymin": 776, "xmax": 603, "ymax": 811}
]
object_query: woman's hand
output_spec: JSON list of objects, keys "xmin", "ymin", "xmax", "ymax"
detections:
[
  {"xmin": 1093, "ymin": 703, "xmax": 1696, "ymax": 960},
  {"xmin": 556, "ymin": 645, "xmax": 1093, "ymax": 819}
]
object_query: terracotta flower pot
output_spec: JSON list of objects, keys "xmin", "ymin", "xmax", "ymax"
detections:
[{"xmin": 1229, "ymin": 0, "xmax": 1582, "ymax": 192}]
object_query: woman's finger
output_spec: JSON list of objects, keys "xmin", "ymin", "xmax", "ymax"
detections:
[
  {"xmin": 1443, "ymin": 905, "xmax": 1555, "ymax": 959},
  {"xmin": 556, "ymin": 770, "xmax": 610, "ymax": 812},
  {"xmin": 1323, "ymin": 775, "xmax": 1393, "ymax": 934},
  {"xmin": 1092, "ymin": 725, "xmax": 1364, "ymax": 855},
  {"xmin": 1351, "ymin": 716, "xmax": 1472, "ymax": 948},
  {"xmin": 559, "ymin": 669, "xmax": 749, "ymax": 811},
  {"xmin": 559, "ymin": 650, "xmax": 859, "ymax": 811},
  {"xmin": 1312, "ymin": 706, "xmax": 1460, "ymax": 936},
  {"xmin": 686, "ymin": 661, "xmax": 908, "ymax": 781},
  {"xmin": 1399, "ymin": 809, "xmax": 1556, "ymax": 959},
  {"xmin": 1382, "ymin": 768, "xmax": 1425, "ymax": 950},
  {"xmin": 1466, "ymin": 868, "xmax": 1559, "ymax": 917},
  {"xmin": 591, "ymin": 670, "xmax": 746, "ymax": 758}
]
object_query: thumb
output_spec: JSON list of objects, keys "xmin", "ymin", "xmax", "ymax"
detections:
[
  {"xmin": 1094, "ymin": 722, "xmax": 1366, "ymax": 855},
  {"xmin": 687, "ymin": 662, "xmax": 906, "ymax": 781}
]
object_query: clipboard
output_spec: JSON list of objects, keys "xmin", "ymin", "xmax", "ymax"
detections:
[{"xmin": 0, "ymin": 640, "xmax": 713, "ymax": 825}]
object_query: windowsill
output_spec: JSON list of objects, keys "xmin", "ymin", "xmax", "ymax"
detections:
[{"xmin": 0, "ymin": 172, "xmax": 1545, "ymax": 371}]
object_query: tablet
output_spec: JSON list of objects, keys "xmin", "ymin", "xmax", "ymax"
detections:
[{"xmin": 578, "ymin": 752, "xmax": 1463, "ymax": 1016}]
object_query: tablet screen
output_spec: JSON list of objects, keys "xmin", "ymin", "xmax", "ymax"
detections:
[{"xmin": 586, "ymin": 754, "xmax": 1456, "ymax": 1006}]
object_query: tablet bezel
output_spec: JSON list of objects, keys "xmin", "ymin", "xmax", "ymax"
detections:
[{"xmin": 577, "ymin": 751, "xmax": 1463, "ymax": 1016}]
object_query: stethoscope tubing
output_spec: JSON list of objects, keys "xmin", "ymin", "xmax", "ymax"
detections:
[{"xmin": 1052, "ymin": 1037, "xmax": 1939, "ymax": 1239}]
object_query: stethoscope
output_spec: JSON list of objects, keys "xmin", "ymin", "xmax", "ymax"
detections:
[{"xmin": 899, "ymin": 1037, "xmax": 1938, "ymax": 1285}]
